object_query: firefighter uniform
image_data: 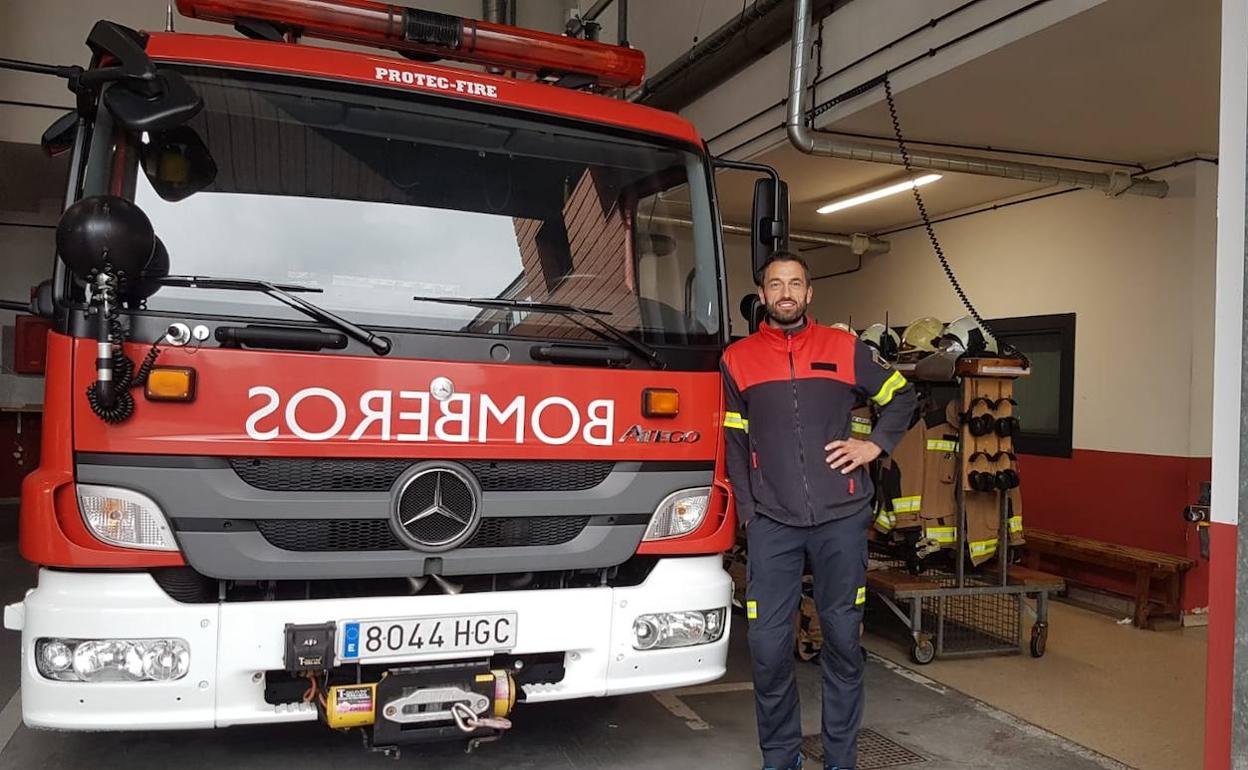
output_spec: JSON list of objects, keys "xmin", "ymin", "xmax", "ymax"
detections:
[{"xmin": 721, "ymin": 319, "xmax": 916, "ymax": 770}]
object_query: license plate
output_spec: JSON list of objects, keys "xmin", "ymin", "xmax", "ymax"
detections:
[{"xmin": 339, "ymin": 613, "xmax": 517, "ymax": 662}]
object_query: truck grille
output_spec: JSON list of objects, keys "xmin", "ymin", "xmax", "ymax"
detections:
[
  {"xmin": 254, "ymin": 517, "xmax": 591, "ymax": 552},
  {"xmin": 229, "ymin": 458, "xmax": 614, "ymax": 492}
]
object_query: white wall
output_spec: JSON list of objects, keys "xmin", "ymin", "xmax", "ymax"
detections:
[{"xmin": 801, "ymin": 162, "xmax": 1214, "ymax": 458}]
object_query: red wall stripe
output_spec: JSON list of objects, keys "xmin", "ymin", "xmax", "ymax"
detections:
[{"xmin": 1018, "ymin": 450, "xmax": 1210, "ymax": 610}]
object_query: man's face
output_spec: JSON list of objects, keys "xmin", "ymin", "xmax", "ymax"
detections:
[{"xmin": 758, "ymin": 260, "xmax": 813, "ymax": 325}]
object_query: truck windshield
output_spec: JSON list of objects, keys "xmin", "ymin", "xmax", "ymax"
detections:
[{"xmin": 128, "ymin": 66, "xmax": 722, "ymax": 347}]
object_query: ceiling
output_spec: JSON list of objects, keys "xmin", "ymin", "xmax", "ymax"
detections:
[{"xmin": 714, "ymin": 0, "xmax": 1220, "ymax": 237}]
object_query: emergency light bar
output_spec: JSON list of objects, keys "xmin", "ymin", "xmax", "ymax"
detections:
[{"xmin": 175, "ymin": 0, "xmax": 645, "ymax": 88}]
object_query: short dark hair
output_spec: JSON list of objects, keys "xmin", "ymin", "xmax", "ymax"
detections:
[{"xmin": 756, "ymin": 251, "xmax": 811, "ymax": 287}]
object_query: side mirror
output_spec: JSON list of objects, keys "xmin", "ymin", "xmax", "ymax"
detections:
[
  {"xmin": 56, "ymin": 195, "xmax": 156, "ymax": 282},
  {"xmin": 83, "ymin": 21, "xmax": 203, "ymax": 133},
  {"xmin": 123, "ymin": 236, "xmax": 170, "ymax": 302},
  {"xmin": 140, "ymin": 125, "xmax": 218, "ymax": 202},
  {"xmin": 740, "ymin": 294, "xmax": 765, "ymax": 335},
  {"xmin": 32, "ymin": 280, "xmax": 56, "ymax": 318},
  {"xmin": 41, "ymin": 111, "xmax": 79, "ymax": 157},
  {"xmin": 102, "ymin": 69, "xmax": 203, "ymax": 134},
  {"xmin": 751, "ymin": 177, "xmax": 789, "ymax": 281}
]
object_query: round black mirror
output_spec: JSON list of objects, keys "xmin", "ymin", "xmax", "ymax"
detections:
[
  {"xmin": 56, "ymin": 195, "xmax": 155, "ymax": 281},
  {"xmin": 123, "ymin": 236, "xmax": 170, "ymax": 302},
  {"xmin": 739, "ymin": 294, "xmax": 765, "ymax": 334}
]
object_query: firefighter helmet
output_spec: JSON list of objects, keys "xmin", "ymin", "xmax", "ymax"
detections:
[
  {"xmin": 940, "ymin": 316, "xmax": 998, "ymax": 356},
  {"xmin": 900, "ymin": 316, "xmax": 945, "ymax": 354},
  {"xmin": 860, "ymin": 323, "xmax": 901, "ymax": 360}
]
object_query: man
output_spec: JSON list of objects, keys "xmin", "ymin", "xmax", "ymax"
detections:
[{"xmin": 721, "ymin": 252, "xmax": 915, "ymax": 770}]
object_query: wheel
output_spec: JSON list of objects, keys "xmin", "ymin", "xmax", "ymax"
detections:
[
  {"xmin": 910, "ymin": 638, "xmax": 935, "ymax": 665},
  {"xmin": 1030, "ymin": 624, "xmax": 1048, "ymax": 658}
]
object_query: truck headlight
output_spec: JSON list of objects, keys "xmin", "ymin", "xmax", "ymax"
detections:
[
  {"xmin": 643, "ymin": 487, "xmax": 711, "ymax": 541},
  {"xmin": 77, "ymin": 484, "xmax": 178, "ymax": 551},
  {"xmin": 632, "ymin": 608, "xmax": 726, "ymax": 650},
  {"xmin": 36, "ymin": 638, "xmax": 191, "ymax": 682}
]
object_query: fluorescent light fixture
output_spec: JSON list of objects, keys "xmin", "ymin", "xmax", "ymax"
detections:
[{"xmin": 817, "ymin": 174, "xmax": 943, "ymax": 214}]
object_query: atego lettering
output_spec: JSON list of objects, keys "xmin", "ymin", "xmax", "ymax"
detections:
[
  {"xmin": 617, "ymin": 424, "xmax": 701, "ymax": 444},
  {"xmin": 245, "ymin": 386, "xmax": 614, "ymax": 446}
]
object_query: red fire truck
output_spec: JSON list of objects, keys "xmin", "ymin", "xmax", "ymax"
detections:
[{"xmin": 1, "ymin": 0, "xmax": 789, "ymax": 752}]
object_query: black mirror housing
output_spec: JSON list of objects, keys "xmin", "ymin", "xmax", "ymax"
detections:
[
  {"xmin": 751, "ymin": 177, "xmax": 789, "ymax": 281},
  {"xmin": 103, "ymin": 69, "xmax": 203, "ymax": 134},
  {"xmin": 41, "ymin": 111, "xmax": 79, "ymax": 157}
]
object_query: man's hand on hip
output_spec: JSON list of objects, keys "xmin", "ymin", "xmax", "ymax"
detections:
[{"xmin": 825, "ymin": 438, "xmax": 882, "ymax": 474}]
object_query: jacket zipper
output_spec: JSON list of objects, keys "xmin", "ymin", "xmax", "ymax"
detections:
[{"xmin": 788, "ymin": 336, "xmax": 815, "ymax": 525}]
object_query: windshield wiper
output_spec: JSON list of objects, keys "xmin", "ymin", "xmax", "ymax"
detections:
[
  {"xmin": 162, "ymin": 275, "xmax": 392, "ymax": 355},
  {"xmin": 412, "ymin": 295, "xmax": 665, "ymax": 369}
]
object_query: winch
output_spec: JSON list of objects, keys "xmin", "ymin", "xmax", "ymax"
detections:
[{"xmin": 320, "ymin": 659, "xmax": 517, "ymax": 754}]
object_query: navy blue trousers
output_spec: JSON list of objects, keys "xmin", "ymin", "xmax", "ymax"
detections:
[{"xmin": 746, "ymin": 507, "xmax": 870, "ymax": 770}]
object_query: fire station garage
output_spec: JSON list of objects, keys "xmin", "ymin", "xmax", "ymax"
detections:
[{"xmin": 0, "ymin": 0, "xmax": 1241, "ymax": 768}]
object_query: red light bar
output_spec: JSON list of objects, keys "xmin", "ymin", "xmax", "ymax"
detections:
[{"xmin": 175, "ymin": 0, "xmax": 645, "ymax": 88}]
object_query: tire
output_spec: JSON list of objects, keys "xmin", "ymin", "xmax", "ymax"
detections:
[
  {"xmin": 910, "ymin": 638, "xmax": 935, "ymax": 665},
  {"xmin": 1030, "ymin": 624, "xmax": 1048, "ymax": 658}
]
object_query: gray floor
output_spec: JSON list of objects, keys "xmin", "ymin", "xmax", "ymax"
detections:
[{"xmin": 0, "ymin": 501, "xmax": 1125, "ymax": 769}]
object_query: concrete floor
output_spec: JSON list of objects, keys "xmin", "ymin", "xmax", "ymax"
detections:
[
  {"xmin": 0, "ymin": 502, "xmax": 1125, "ymax": 769},
  {"xmin": 865, "ymin": 600, "xmax": 1206, "ymax": 770}
]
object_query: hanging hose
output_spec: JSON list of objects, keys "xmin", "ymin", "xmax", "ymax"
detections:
[{"xmin": 882, "ymin": 76, "xmax": 1026, "ymax": 363}]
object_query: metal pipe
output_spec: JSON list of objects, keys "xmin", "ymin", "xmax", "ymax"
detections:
[
  {"xmin": 648, "ymin": 214, "xmax": 890, "ymax": 255},
  {"xmin": 786, "ymin": 0, "xmax": 1169, "ymax": 198},
  {"xmin": 581, "ymin": 0, "xmax": 614, "ymax": 22},
  {"xmin": 617, "ymin": 0, "xmax": 628, "ymax": 47},
  {"xmin": 482, "ymin": 0, "xmax": 506, "ymax": 23}
]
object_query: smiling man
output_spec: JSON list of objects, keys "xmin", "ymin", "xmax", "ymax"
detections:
[{"xmin": 720, "ymin": 252, "xmax": 916, "ymax": 770}]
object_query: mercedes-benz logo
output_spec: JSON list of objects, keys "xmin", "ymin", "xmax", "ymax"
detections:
[
  {"xmin": 390, "ymin": 464, "xmax": 481, "ymax": 552},
  {"xmin": 430, "ymin": 377, "xmax": 455, "ymax": 402}
]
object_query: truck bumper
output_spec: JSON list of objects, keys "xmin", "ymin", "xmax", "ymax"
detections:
[{"xmin": 4, "ymin": 556, "xmax": 732, "ymax": 731}]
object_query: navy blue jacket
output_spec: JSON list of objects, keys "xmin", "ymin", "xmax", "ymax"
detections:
[{"xmin": 721, "ymin": 319, "xmax": 916, "ymax": 527}]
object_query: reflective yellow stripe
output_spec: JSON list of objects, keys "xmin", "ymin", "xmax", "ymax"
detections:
[
  {"xmin": 855, "ymin": 586, "xmax": 867, "ymax": 606},
  {"xmin": 1009, "ymin": 516, "xmax": 1024, "ymax": 533},
  {"xmin": 851, "ymin": 419, "xmax": 872, "ymax": 436},
  {"xmin": 746, "ymin": 600, "xmax": 758, "ymax": 620},
  {"xmin": 871, "ymin": 370, "xmax": 908, "ymax": 406},
  {"xmin": 926, "ymin": 439, "xmax": 958, "ymax": 452},
  {"xmin": 925, "ymin": 526, "xmax": 957, "ymax": 543},
  {"xmin": 875, "ymin": 509, "xmax": 896, "ymax": 531},
  {"xmin": 722, "ymin": 412, "xmax": 749, "ymax": 432},
  {"xmin": 891, "ymin": 495, "xmax": 921, "ymax": 513},
  {"xmin": 969, "ymin": 539, "xmax": 998, "ymax": 556}
]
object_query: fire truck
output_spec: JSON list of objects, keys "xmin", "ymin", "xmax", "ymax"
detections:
[{"xmin": 1, "ymin": 0, "xmax": 790, "ymax": 753}]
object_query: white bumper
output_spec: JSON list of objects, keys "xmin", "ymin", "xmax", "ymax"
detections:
[{"xmin": 4, "ymin": 556, "xmax": 732, "ymax": 731}]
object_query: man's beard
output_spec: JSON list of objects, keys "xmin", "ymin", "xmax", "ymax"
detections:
[{"xmin": 765, "ymin": 298, "xmax": 807, "ymax": 325}]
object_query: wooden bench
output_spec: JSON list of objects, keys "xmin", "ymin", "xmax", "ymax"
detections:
[
  {"xmin": 982, "ymin": 564, "xmax": 1066, "ymax": 592},
  {"xmin": 1022, "ymin": 528, "xmax": 1195, "ymax": 629}
]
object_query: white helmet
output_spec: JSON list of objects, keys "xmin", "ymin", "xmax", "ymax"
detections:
[
  {"xmin": 860, "ymin": 323, "xmax": 901, "ymax": 361},
  {"xmin": 940, "ymin": 316, "xmax": 998, "ymax": 356}
]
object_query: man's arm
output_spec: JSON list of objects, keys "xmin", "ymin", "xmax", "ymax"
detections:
[
  {"xmin": 826, "ymin": 340, "xmax": 917, "ymax": 473},
  {"xmin": 720, "ymin": 359, "xmax": 755, "ymax": 527},
  {"xmin": 855, "ymin": 339, "xmax": 916, "ymax": 455}
]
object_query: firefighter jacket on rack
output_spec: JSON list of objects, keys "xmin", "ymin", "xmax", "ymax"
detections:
[{"xmin": 873, "ymin": 402, "xmax": 960, "ymax": 553}]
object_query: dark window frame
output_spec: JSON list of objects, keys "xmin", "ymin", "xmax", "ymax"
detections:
[{"xmin": 989, "ymin": 312, "xmax": 1076, "ymax": 458}]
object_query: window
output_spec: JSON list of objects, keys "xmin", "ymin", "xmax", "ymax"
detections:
[{"xmin": 989, "ymin": 313, "xmax": 1076, "ymax": 458}]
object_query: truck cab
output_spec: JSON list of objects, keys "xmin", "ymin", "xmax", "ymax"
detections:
[{"xmin": 4, "ymin": 2, "xmax": 738, "ymax": 750}]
